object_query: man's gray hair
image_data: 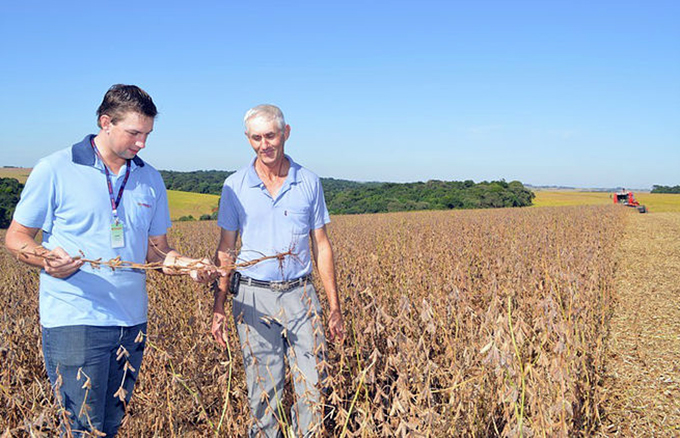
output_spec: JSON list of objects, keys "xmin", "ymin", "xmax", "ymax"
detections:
[{"xmin": 244, "ymin": 104, "xmax": 286, "ymax": 133}]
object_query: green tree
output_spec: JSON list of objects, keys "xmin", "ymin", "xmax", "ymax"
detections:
[
  {"xmin": 0, "ymin": 177, "xmax": 24, "ymax": 229},
  {"xmin": 651, "ymin": 185, "xmax": 680, "ymax": 194}
]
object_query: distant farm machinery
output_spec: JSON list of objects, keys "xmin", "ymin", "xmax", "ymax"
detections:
[{"xmin": 613, "ymin": 190, "xmax": 647, "ymax": 213}]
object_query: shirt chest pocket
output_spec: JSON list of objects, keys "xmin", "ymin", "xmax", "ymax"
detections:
[
  {"xmin": 125, "ymin": 195, "xmax": 155, "ymax": 232},
  {"xmin": 285, "ymin": 207, "xmax": 310, "ymax": 236}
]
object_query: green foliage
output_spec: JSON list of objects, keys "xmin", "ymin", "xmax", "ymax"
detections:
[
  {"xmin": 324, "ymin": 179, "xmax": 534, "ymax": 214},
  {"xmin": 651, "ymin": 185, "xmax": 680, "ymax": 194},
  {"xmin": 177, "ymin": 215, "xmax": 196, "ymax": 222},
  {"xmin": 160, "ymin": 170, "xmax": 234, "ymax": 194},
  {"xmin": 158, "ymin": 170, "xmax": 535, "ymax": 215},
  {"xmin": 0, "ymin": 177, "xmax": 24, "ymax": 229}
]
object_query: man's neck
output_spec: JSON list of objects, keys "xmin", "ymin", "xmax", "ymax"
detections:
[
  {"xmin": 93, "ymin": 133, "xmax": 126, "ymax": 174},
  {"xmin": 255, "ymin": 157, "xmax": 289, "ymax": 183},
  {"xmin": 255, "ymin": 157, "xmax": 289, "ymax": 197}
]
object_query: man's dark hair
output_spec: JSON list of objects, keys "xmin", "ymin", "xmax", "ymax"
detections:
[{"xmin": 96, "ymin": 84, "xmax": 158, "ymax": 128}]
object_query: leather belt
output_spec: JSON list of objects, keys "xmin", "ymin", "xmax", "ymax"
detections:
[{"xmin": 239, "ymin": 274, "xmax": 312, "ymax": 292}]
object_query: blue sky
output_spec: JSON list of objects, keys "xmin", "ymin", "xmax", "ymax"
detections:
[{"xmin": 1, "ymin": 1, "xmax": 678, "ymax": 189}]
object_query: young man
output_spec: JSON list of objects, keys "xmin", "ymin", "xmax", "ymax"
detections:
[
  {"xmin": 211, "ymin": 104, "xmax": 345, "ymax": 437},
  {"xmin": 5, "ymin": 84, "xmax": 214, "ymax": 436}
]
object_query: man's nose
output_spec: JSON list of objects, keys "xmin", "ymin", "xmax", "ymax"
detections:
[{"xmin": 135, "ymin": 135, "xmax": 148, "ymax": 148}]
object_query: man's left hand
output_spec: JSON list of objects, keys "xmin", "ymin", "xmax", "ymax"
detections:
[{"xmin": 328, "ymin": 309, "xmax": 345, "ymax": 343}]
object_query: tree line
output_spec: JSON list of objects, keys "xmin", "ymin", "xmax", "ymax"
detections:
[
  {"xmin": 161, "ymin": 170, "xmax": 535, "ymax": 216},
  {"xmin": 324, "ymin": 179, "xmax": 534, "ymax": 214},
  {"xmin": 160, "ymin": 170, "xmax": 234, "ymax": 194},
  {"xmin": 0, "ymin": 172, "xmax": 536, "ymax": 228},
  {"xmin": 651, "ymin": 185, "xmax": 680, "ymax": 194}
]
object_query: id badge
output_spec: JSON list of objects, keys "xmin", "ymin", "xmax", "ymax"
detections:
[{"xmin": 111, "ymin": 221, "xmax": 125, "ymax": 248}]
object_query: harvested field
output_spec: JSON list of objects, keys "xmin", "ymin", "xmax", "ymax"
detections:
[
  {"xmin": 1, "ymin": 205, "xmax": 674, "ymax": 436},
  {"xmin": 532, "ymin": 190, "xmax": 611, "ymax": 208},
  {"xmin": 0, "ymin": 168, "xmax": 31, "ymax": 184},
  {"xmin": 599, "ymin": 212, "xmax": 680, "ymax": 436},
  {"xmin": 533, "ymin": 190, "xmax": 680, "ymax": 213}
]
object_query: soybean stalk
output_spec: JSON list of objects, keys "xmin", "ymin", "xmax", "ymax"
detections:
[{"xmin": 508, "ymin": 295, "xmax": 526, "ymax": 437}]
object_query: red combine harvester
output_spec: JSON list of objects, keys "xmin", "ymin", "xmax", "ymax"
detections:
[{"xmin": 613, "ymin": 190, "xmax": 647, "ymax": 213}]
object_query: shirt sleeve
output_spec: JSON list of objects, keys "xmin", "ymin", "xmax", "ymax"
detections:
[
  {"xmin": 13, "ymin": 158, "xmax": 57, "ymax": 233},
  {"xmin": 217, "ymin": 180, "xmax": 241, "ymax": 231},
  {"xmin": 148, "ymin": 172, "xmax": 172, "ymax": 237},
  {"xmin": 311, "ymin": 176, "xmax": 331, "ymax": 230}
]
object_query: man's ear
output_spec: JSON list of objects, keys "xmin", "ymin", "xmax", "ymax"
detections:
[
  {"xmin": 284, "ymin": 124, "xmax": 291, "ymax": 140},
  {"xmin": 100, "ymin": 114, "xmax": 112, "ymax": 131}
]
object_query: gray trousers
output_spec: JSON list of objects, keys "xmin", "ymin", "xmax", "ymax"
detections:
[{"xmin": 233, "ymin": 280, "xmax": 328, "ymax": 438}]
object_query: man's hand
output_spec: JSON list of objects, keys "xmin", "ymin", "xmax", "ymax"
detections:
[
  {"xmin": 211, "ymin": 302, "xmax": 228, "ymax": 349},
  {"xmin": 4, "ymin": 220, "xmax": 82, "ymax": 276},
  {"xmin": 188, "ymin": 257, "xmax": 220, "ymax": 283},
  {"xmin": 43, "ymin": 247, "xmax": 84, "ymax": 279},
  {"xmin": 328, "ymin": 309, "xmax": 345, "ymax": 343},
  {"xmin": 161, "ymin": 254, "xmax": 220, "ymax": 283},
  {"xmin": 211, "ymin": 228, "xmax": 237, "ymax": 349}
]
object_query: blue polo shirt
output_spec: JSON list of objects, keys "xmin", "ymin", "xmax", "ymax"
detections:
[
  {"xmin": 13, "ymin": 135, "xmax": 172, "ymax": 328},
  {"xmin": 218, "ymin": 155, "xmax": 330, "ymax": 281}
]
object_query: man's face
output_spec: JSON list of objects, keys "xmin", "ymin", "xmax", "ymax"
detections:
[
  {"xmin": 245, "ymin": 116, "xmax": 290, "ymax": 167},
  {"xmin": 101, "ymin": 111, "xmax": 154, "ymax": 161}
]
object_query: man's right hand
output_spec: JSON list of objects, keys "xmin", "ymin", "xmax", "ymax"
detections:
[
  {"xmin": 211, "ymin": 228, "xmax": 238, "ymax": 349},
  {"xmin": 211, "ymin": 308, "xmax": 228, "ymax": 349},
  {"xmin": 43, "ymin": 247, "xmax": 83, "ymax": 278}
]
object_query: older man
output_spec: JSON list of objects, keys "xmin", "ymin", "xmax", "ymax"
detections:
[
  {"xmin": 5, "ymin": 84, "xmax": 213, "ymax": 437},
  {"xmin": 211, "ymin": 104, "xmax": 344, "ymax": 437}
]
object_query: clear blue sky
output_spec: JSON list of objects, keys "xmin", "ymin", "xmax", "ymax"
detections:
[{"xmin": 1, "ymin": 1, "xmax": 678, "ymax": 189}]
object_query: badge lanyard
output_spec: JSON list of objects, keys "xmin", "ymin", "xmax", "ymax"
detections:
[{"xmin": 91, "ymin": 137, "xmax": 130, "ymax": 248}]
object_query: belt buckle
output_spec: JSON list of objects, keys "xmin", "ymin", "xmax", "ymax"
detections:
[{"xmin": 270, "ymin": 280, "xmax": 290, "ymax": 292}]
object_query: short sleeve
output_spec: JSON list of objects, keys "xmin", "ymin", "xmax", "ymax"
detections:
[
  {"xmin": 311, "ymin": 176, "xmax": 330, "ymax": 230},
  {"xmin": 148, "ymin": 173, "xmax": 172, "ymax": 237},
  {"xmin": 217, "ymin": 182, "xmax": 240, "ymax": 231},
  {"xmin": 13, "ymin": 159, "xmax": 57, "ymax": 233}
]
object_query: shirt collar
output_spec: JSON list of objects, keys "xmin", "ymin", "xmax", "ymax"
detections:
[
  {"xmin": 246, "ymin": 154, "xmax": 299, "ymax": 187},
  {"xmin": 71, "ymin": 134, "xmax": 145, "ymax": 169}
]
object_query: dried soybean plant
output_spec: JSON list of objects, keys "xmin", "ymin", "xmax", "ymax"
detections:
[
  {"xmin": 0, "ymin": 223, "xmax": 296, "ymax": 437},
  {"xmin": 7, "ymin": 242, "xmax": 294, "ymax": 274},
  {"xmin": 1, "ymin": 207, "xmax": 625, "ymax": 437},
  {"xmin": 326, "ymin": 206, "xmax": 623, "ymax": 437}
]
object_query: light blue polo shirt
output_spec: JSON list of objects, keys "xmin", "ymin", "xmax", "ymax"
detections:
[
  {"xmin": 218, "ymin": 155, "xmax": 330, "ymax": 281},
  {"xmin": 13, "ymin": 135, "xmax": 172, "ymax": 328}
]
